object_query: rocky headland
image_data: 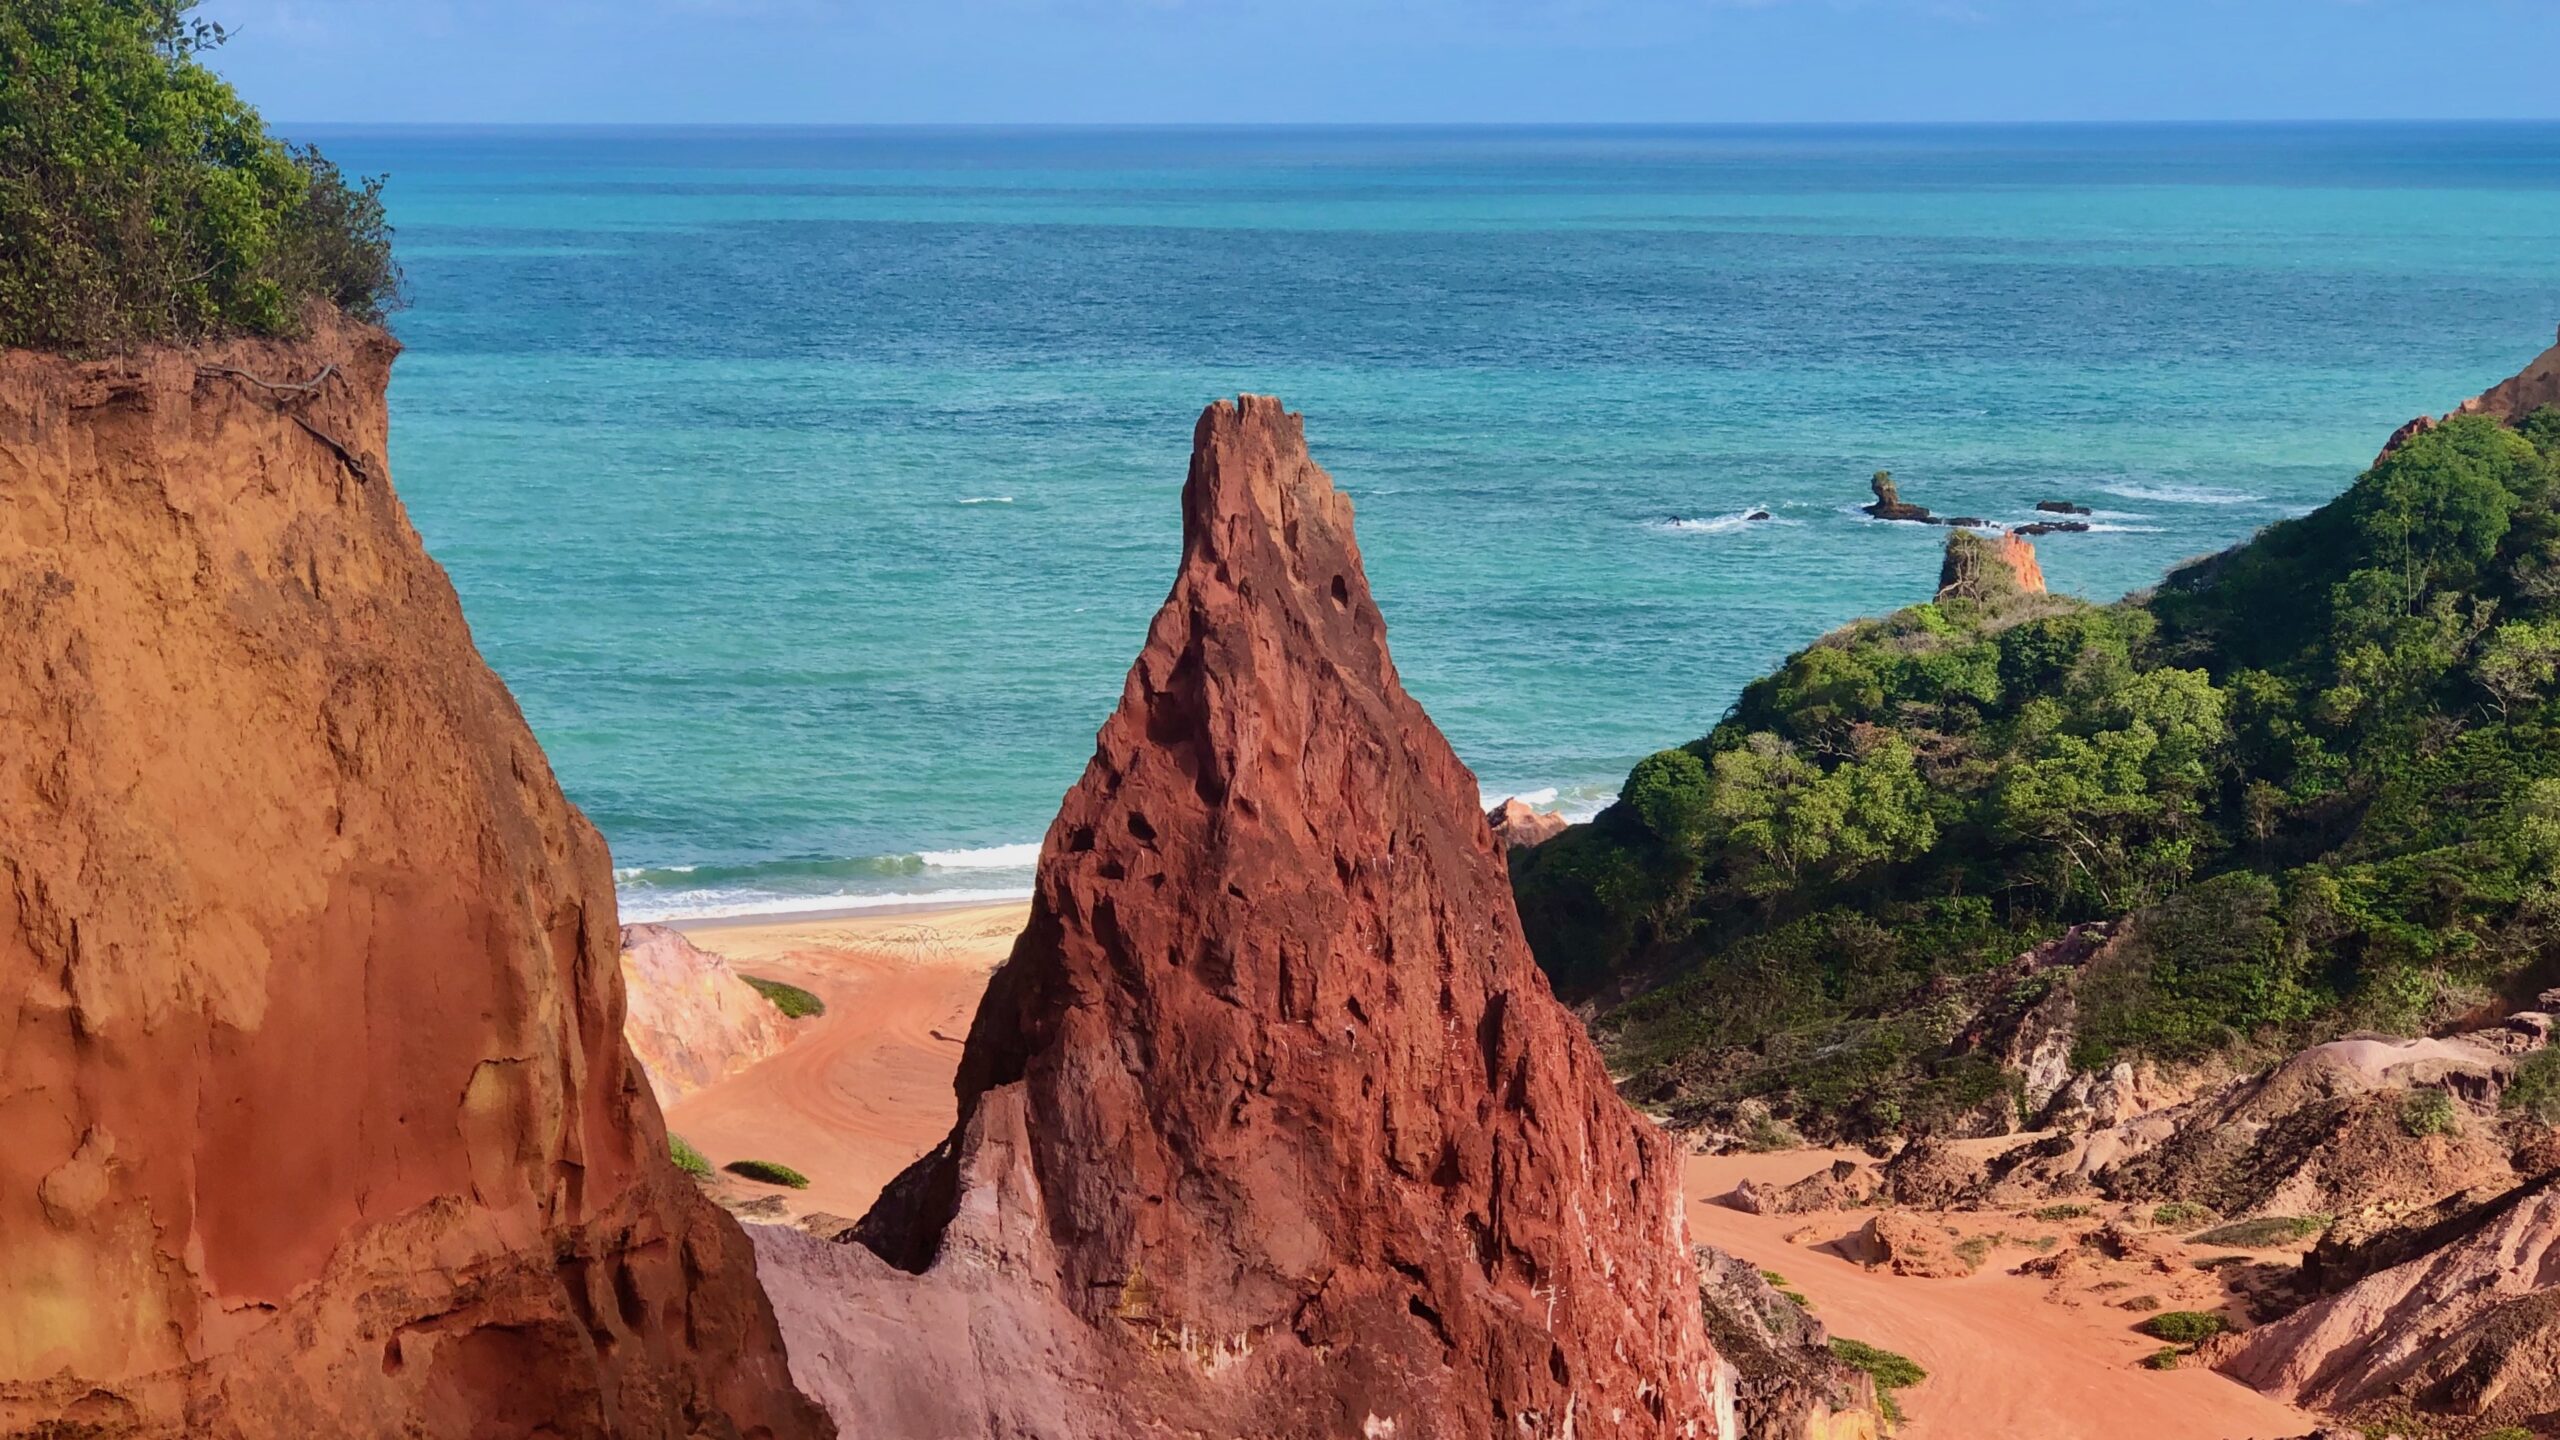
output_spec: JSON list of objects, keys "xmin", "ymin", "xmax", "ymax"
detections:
[{"xmin": 0, "ymin": 319, "xmax": 823, "ymax": 1439}]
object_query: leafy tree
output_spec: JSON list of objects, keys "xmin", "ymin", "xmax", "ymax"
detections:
[{"xmin": 0, "ymin": 0, "xmax": 399, "ymax": 350}]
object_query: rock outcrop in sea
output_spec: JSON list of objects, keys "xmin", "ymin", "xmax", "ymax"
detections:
[
  {"xmin": 0, "ymin": 318, "xmax": 824, "ymax": 1439},
  {"xmin": 620, "ymin": 923, "xmax": 800, "ymax": 1103},
  {"xmin": 1935, "ymin": 528, "xmax": 2047, "ymax": 599},
  {"xmin": 766, "ymin": 395, "xmax": 1730, "ymax": 1438},
  {"xmin": 1489, "ymin": 795, "xmax": 1571, "ymax": 850}
]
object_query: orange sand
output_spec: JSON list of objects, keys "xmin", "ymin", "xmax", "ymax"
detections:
[
  {"xmin": 1685, "ymin": 1149, "xmax": 2316, "ymax": 1440},
  {"xmin": 661, "ymin": 902, "xmax": 1023, "ymax": 1223}
]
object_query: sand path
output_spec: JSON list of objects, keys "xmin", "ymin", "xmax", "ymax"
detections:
[
  {"xmin": 1685, "ymin": 1149, "xmax": 2314, "ymax": 1440},
  {"xmin": 660, "ymin": 903, "xmax": 1023, "ymax": 1223}
]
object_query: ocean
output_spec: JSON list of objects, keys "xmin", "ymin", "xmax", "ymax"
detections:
[{"xmin": 305, "ymin": 123, "xmax": 2560, "ymax": 921}]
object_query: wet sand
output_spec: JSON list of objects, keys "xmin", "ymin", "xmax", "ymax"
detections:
[{"xmin": 660, "ymin": 901, "xmax": 1027, "ymax": 1223}]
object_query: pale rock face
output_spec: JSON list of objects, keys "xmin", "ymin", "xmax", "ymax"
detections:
[
  {"xmin": 0, "ymin": 319, "xmax": 822, "ymax": 1439},
  {"xmin": 1489, "ymin": 795, "xmax": 1571, "ymax": 850},
  {"xmin": 619, "ymin": 923, "xmax": 797, "ymax": 1103},
  {"xmin": 769, "ymin": 396, "xmax": 1731, "ymax": 1438}
]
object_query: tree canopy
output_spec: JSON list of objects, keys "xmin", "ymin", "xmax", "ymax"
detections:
[{"xmin": 0, "ymin": 0, "xmax": 398, "ymax": 351}]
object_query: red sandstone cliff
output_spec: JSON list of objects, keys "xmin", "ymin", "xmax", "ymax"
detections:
[
  {"xmin": 0, "ymin": 317, "xmax": 825, "ymax": 1439},
  {"xmin": 778, "ymin": 395, "xmax": 1727, "ymax": 1438}
]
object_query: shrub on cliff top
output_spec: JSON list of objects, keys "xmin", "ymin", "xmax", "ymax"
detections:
[
  {"xmin": 0, "ymin": 0, "xmax": 399, "ymax": 351},
  {"xmin": 668, "ymin": 1133, "xmax": 712, "ymax": 1178}
]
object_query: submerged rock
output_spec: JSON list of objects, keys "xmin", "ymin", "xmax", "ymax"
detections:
[
  {"xmin": 0, "ymin": 319, "xmax": 821, "ymax": 1437},
  {"xmin": 779, "ymin": 396, "xmax": 1727, "ymax": 1438},
  {"xmin": 2035, "ymin": 500, "xmax": 2094, "ymax": 516}
]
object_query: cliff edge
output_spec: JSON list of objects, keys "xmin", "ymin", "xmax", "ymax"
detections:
[{"xmin": 0, "ymin": 317, "xmax": 825, "ymax": 1438}]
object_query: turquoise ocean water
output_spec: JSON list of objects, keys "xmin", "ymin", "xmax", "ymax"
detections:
[{"xmin": 307, "ymin": 124, "xmax": 2560, "ymax": 920}]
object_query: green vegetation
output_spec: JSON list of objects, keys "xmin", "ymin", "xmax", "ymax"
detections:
[
  {"xmin": 1831, "ymin": 1337, "xmax": 1926, "ymax": 1424},
  {"xmin": 2507, "ymin": 1047, "xmax": 2560, "ymax": 1124},
  {"xmin": 722, "ymin": 1158, "xmax": 811, "ymax": 1189},
  {"xmin": 2030, "ymin": 1203, "xmax": 2092, "ymax": 1223},
  {"xmin": 668, "ymin": 1133, "xmax": 712, "ymax": 1178},
  {"xmin": 743, "ymin": 974, "xmax": 826, "ymax": 1019},
  {"xmin": 2478, "ymin": 1428, "xmax": 2535, "ymax": 1440},
  {"xmin": 1517, "ymin": 410, "xmax": 2560, "ymax": 1138},
  {"xmin": 2192, "ymin": 1215, "xmax": 2330, "ymax": 1249},
  {"xmin": 2142, "ymin": 1346, "xmax": 2182, "ymax": 1371},
  {"xmin": 0, "ymin": 0, "xmax": 398, "ymax": 351},
  {"xmin": 2152, "ymin": 1200, "xmax": 2214, "ymax": 1229},
  {"xmin": 2398, "ymin": 1086, "xmax": 2460, "ymax": 1138},
  {"xmin": 2138, "ymin": 1311, "xmax": 2229, "ymax": 1345}
]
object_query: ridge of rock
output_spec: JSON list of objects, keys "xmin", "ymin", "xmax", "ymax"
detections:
[
  {"xmin": 1936, "ymin": 529, "xmax": 2046, "ymax": 600},
  {"xmin": 0, "ymin": 318, "xmax": 825, "ymax": 1439},
  {"xmin": 813, "ymin": 394, "xmax": 1727, "ymax": 1438}
]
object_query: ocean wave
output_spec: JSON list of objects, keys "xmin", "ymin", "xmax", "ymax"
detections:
[
  {"xmin": 1655, "ymin": 507, "xmax": 1786, "ymax": 535},
  {"xmin": 618, "ymin": 884, "xmax": 1035, "ymax": 925},
  {"xmin": 2097, "ymin": 482, "xmax": 2261, "ymax": 506},
  {"xmin": 1478, "ymin": 782, "xmax": 1617, "ymax": 824},
  {"xmin": 957, "ymin": 495, "xmax": 1015, "ymax": 505},
  {"xmin": 917, "ymin": 840, "xmax": 1044, "ymax": 869},
  {"xmin": 2080, "ymin": 522, "xmax": 2167, "ymax": 534}
]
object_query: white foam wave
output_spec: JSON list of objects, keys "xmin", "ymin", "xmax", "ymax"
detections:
[
  {"xmin": 618, "ymin": 885, "xmax": 1036, "ymax": 925},
  {"xmin": 1656, "ymin": 507, "xmax": 1784, "ymax": 535},
  {"xmin": 2080, "ymin": 522, "xmax": 2167, "ymax": 534},
  {"xmin": 917, "ymin": 840, "xmax": 1044, "ymax": 869},
  {"xmin": 957, "ymin": 496, "xmax": 1015, "ymax": 505},
  {"xmin": 1479, "ymin": 783, "xmax": 1616, "ymax": 824},
  {"xmin": 2098, "ymin": 482, "xmax": 2261, "ymax": 506}
]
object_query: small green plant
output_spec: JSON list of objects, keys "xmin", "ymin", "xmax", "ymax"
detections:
[
  {"xmin": 2477, "ymin": 1428, "xmax": 2534, "ymax": 1440},
  {"xmin": 2030, "ymin": 1203, "xmax": 2092, "ymax": 1223},
  {"xmin": 1760, "ymin": 1269, "xmax": 1790, "ymax": 1287},
  {"xmin": 2507, "ymin": 1048, "xmax": 2560, "ymax": 1125},
  {"xmin": 2138, "ymin": 1311, "xmax": 2229, "ymax": 1345},
  {"xmin": 668, "ymin": 1133, "xmax": 712, "ymax": 1178},
  {"xmin": 2192, "ymin": 1215, "xmax": 2330, "ymax": 1248},
  {"xmin": 1954, "ymin": 1234, "xmax": 1997, "ymax": 1270},
  {"xmin": 2152, "ymin": 1200, "xmax": 2213, "ymax": 1229},
  {"xmin": 2398, "ymin": 1086, "xmax": 2460, "ymax": 1137},
  {"xmin": 722, "ymin": 1158, "xmax": 811, "ymax": 1189},
  {"xmin": 2142, "ymin": 1346, "xmax": 2182, "ymax": 1371},
  {"xmin": 743, "ymin": 975, "xmax": 826, "ymax": 1019},
  {"xmin": 1833, "ymin": 1336, "xmax": 1926, "ymax": 1423}
]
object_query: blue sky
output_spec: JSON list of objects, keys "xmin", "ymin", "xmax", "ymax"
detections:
[{"xmin": 212, "ymin": 0, "xmax": 2560, "ymax": 125}]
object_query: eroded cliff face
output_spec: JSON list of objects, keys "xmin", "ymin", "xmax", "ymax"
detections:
[
  {"xmin": 621, "ymin": 923, "xmax": 798, "ymax": 1104},
  {"xmin": 803, "ymin": 395, "xmax": 1728, "ymax": 1438},
  {"xmin": 0, "ymin": 317, "xmax": 825, "ymax": 1439}
]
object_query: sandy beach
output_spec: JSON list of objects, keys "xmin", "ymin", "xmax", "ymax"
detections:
[
  {"xmin": 663, "ymin": 898, "xmax": 2314, "ymax": 1439},
  {"xmin": 660, "ymin": 900, "xmax": 1028, "ymax": 1224}
]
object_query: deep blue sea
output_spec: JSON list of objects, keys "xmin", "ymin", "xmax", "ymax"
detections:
[{"xmin": 307, "ymin": 124, "xmax": 2560, "ymax": 920}]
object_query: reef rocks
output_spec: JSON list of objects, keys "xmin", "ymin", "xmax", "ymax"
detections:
[
  {"xmin": 2035, "ymin": 500, "xmax": 2094, "ymax": 516},
  {"xmin": 619, "ymin": 923, "xmax": 799, "ymax": 1103},
  {"xmin": 0, "ymin": 318, "xmax": 822, "ymax": 1437},
  {"xmin": 1489, "ymin": 795, "xmax": 1571, "ymax": 850},
  {"xmin": 785, "ymin": 396, "xmax": 1727, "ymax": 1439}
]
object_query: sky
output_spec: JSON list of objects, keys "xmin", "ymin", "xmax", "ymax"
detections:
[{"xmin": 208, "ymin": 0, "xmax": 2560, "ymax": 126}]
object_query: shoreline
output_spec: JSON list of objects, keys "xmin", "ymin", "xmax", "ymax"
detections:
[{"xmin": 664, "ymin": 891, "xmax": 1035, "ymax": 934}]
